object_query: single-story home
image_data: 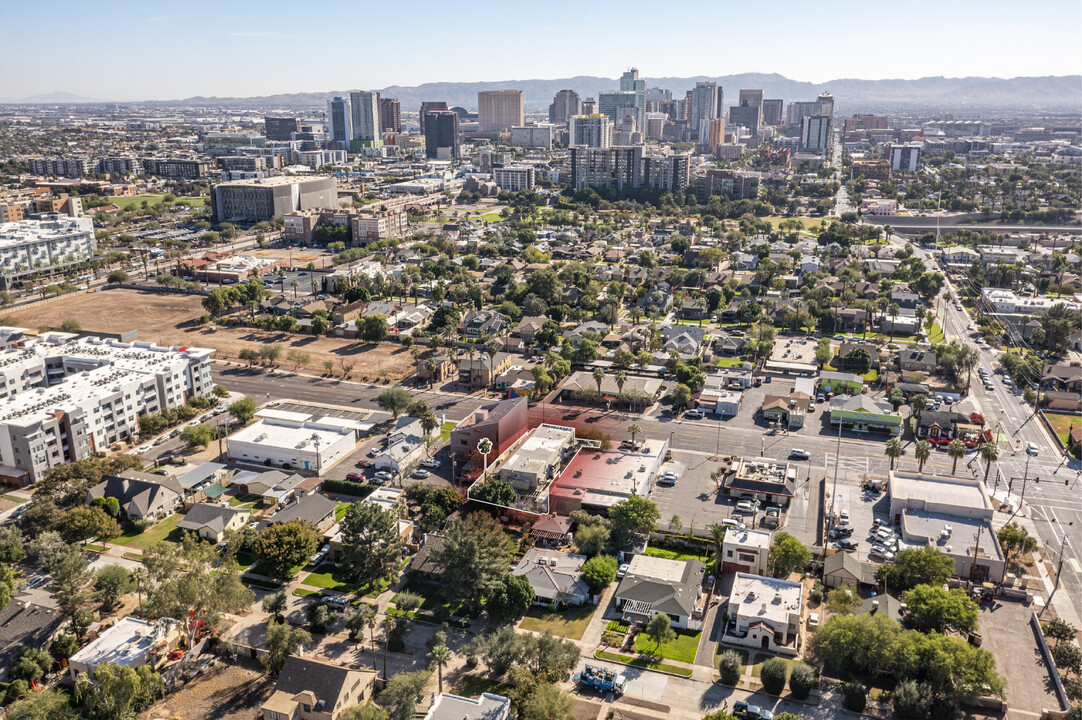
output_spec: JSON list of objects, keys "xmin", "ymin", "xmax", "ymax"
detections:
[
  {"xmin": 614, "ymin": 555, "xmax": 704, "ymax": 630},
  {"xmin": 512, "ymin": 549, "xmax": 591, "ymax": 607},
  {"xmin": 176, "ymin": 503, "xmax": 251, "ymax": 543}
]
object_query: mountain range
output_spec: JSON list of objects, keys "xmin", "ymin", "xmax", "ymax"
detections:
[{"xmin": 7, "ymin": 74, "xmax": 1080, "ymax": 110}]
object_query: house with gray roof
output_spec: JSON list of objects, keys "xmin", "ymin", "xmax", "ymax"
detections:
[
  {"xmin": 0, "ymin": 599, "xmax": 64, "ymax": 681},
  {"xmin": 261, "ymin": 656, "xmax": 376, "ymax": 720},
  {"xmin": 614, "ymin": 554, "xmax": 705, "ymax": 630},
  {"xmin": 512, "ymin": 549, "xmax": 590, "ymax": 607},
  {"xmin": 86, "ymin": 475, "xmax": 181, "ymax": 521},
  {"xmin": 177, "ymin": 503, "xmax": 251, "ymax": 542},
  {"xmin": 260, "ymin": 493, "xmax": 337, "ymax": 532}
]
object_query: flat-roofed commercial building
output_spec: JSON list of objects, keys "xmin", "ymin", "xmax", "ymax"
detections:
[{"xmin": 211, "ymin": 176, "xmax": 337, "ymax": 223}]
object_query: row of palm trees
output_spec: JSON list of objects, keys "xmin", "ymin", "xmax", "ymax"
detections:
[{"xmin": 884, "ymin": 435, "xmax": 999, "ymax": 480}]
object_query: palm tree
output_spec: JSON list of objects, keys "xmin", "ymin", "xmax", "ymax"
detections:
[
  {"xmin": 980, "ymin": 441, "xmax": 1000, "ymax": 485},
  {"xmin": 915, "ymin": 440, "xmax": 932, "ymax": 473},
  {"xmin": 956, "ymin": 345, "xmax": 979, "ymax": 392},
  {"xmin": 290, "ymin": 280, "xmax": 299, "ymax": 299},
  {"xmin": 627, "ymin": 424, "xmax": 641, "ymax": 447},
  {"xmin": 430, "ymin": 644, "xmax": 452, "ymax": 694},
  {"xmin": 911, "ymin": 393, "xmax": 927, "ymax": 421},
  {"xmin": 886, "ymin": 302, "xmax": 900, "ymax": 343},
  {"xmin": 592, "ymin": 367, "xmax": 605, "ymax": 404},
  {"xmin": 367, "ymin": 613, "xmax": 378, "ymax": 671},
  {"xmin": 484, "ymin": 340, "xmax": 500, "ymax": 389},
  {"xmin": 420, "ymin": 411, "xmax": 438, "ymax": 452},
  {"xmin": 948, "ymin": 439, "xmax": 966, "ymax": 475},
  {"xmin": 615, "ymin": 371, "xmax": 627, "ymax": 402},
  {"xmin": 707, "ymin": 522, "xmax": 726, "ymax": 570},
  {"xmin": 885, "ymin": 437, "xmax": 902, "ymax": 470},
  {"xmin": 381, "ymin": 616, "xmax": 396, "ymax": 680}
]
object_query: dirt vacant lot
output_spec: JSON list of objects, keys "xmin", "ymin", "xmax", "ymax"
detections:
[
  {"xmin": 10, "ymin": 288, "xmax": 205, "ymax": 337},
  {"xmin": 140, "ymin": 661, "xmax": 273, "ymax": 720}
]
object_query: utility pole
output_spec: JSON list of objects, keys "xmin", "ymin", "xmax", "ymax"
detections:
[
  {"xmin": 827, "ymin": 408, "xmax": 843, "ymax": 529},
  {"xmin": 970, "ymin": 523, "xmax": 983, "ymax": 583},
  {"xmin": 1041, "ymin": 532, "xmax": 1069, "ymax": 617}
]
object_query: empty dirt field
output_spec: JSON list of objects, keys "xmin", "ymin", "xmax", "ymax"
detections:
[
  {"xmin": 10, "ymin": 288, "xmax": 205, "ymax": 337},
  {"xmin": 140, "ymin": 660, "xmax": 274, "ymax": 720}
]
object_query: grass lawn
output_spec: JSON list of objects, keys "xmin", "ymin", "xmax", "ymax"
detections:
[
  {"xmin": 84, "ymin": 544, "xmax": 108, "ymax": 553},
  {"xmin": 122, "ymin": 552, "xmax": 144, "ymax": 562},
  {"xmin": 241, "ymin": 576, "xmax": 282, "ymax": 590},
  {"xmin": 595, "ymin": 650, "xmax": 693, "ymax": 677},
  {"xmin": 714, "ymin": 357, "xmax": 749, "ymax": 368},
  {"xmin": 227, "ymin": 494, "xmax": 263, "ymax": 508},
  {"xmin": 761, "ymin": 216, "xmax": 826, "ymax": 231},
  {"xmin": 455, "ymin": 674, "xmax": 512, "ymax": 698},
  {"xmin": 750, "ymin": 653, "xmax": 795, "ymax": 678},
  {"xmin": 1043, "ymin": 412, "xmax": 1079, "ymax": 445},
  {"xmin": 715, "ymin": 645, "xmax": 750, "ymax": 669},
  {"xmin": 644, "ymin": 546, "xmax": 710, "ymax": 564},
  {"xmin": 634, "ymin": 629, "xmax": 702, "ymax": 664},
  {"xmin": 927, "ymin": 323, "xmax": 946, "ymax": 344},
  {"xmin": 439, "ymin": 421, "xmax": 457, "ymax": 443},
  {"xmin": 116, "ymin": 513, "xmax": 183, "ymax": 551},
  {"xmin": 394, "ymin": 581, "xmax": 481, "ymax": 619},
  {"xmin": 476, "ymin": 212, "xmax": 506, "ymax": 223},
  {"xmin": 294, "ymin": 587, "xmax": 323, "ymax": 598},
  {"xmin": 1, "ymin": 493, "xmax": 27, "ymax": 504},
  {"xmin": 518, "ymin": 605, "xmax": 595, "ymax": 640},
  {"xmin": 860, "ymin": 369, "xmax": 879, "ymax": 382},
  {"xmin": 303, "ymin": 563, "xmax": 399, "ymax": 598},
  {"xmin": 335, "ymin": 502, "xmax": 352, "ymax": 522}
]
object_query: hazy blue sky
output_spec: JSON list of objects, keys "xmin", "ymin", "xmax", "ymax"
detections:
[{"xmin": 2, "ymin": 0, "xmax": 1079, "ymax": 101}]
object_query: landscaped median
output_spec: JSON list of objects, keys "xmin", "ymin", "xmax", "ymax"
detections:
[{"xmin": 594, "ymin": 649, "xmax": 694, "ymax": 677}]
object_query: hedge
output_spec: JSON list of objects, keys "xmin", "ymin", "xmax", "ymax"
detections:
[{"xmin": 322, "ymin": 478, "xmax": 375, "ymax": 498}]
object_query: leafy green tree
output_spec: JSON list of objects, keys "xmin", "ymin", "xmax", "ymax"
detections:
[
  {"xmin": 760, "ymin": 656, "xmax": 789, "ymax": 695},
  {"xmin": 376, "ymin": 670, "xmax": 430, "ymax": 720},
  {"xmin": 788, "ymin": 662, "xmax": 817, "ymax": 700},
  {"xmin": 824, "ymin": 585, "xmax": 861, "ymax": 616},
  {"xmin": 229, "ymin": 396, "xmax": 257, "ymax": 424},
  {"xmin": 431, "ymin": 512, "xmax": 512, "ymax": 611},
  {"xmin": 471, "ymin": 477, "xmax": 516, "ymax": 506},
  {"xmin": 644, "ymin": 613, "xmax": 675, "ymax": 650},
  {"xmin": 286, "ymin": 349, "xmax": 311, "ymax": 371},
  {"xmin": 10, "ymin": 647, "xmax": 53, "ymax": 683},
  {"xmin": 261, "ymin": 591, "xmax": 287, "ymax": 622},
  {"xmin": 581, "ymin": 555, "xmax": 618, "ymax": 594},
  {"xmin": 306, "ymin": 601, "xmax": 339, "ymax": 633},
  {"xmin": 671, "ymin": 383, "xmax": 692, "ymax": 412},
  {"xmin": 718, "ymin": 649, "xmax": 743, "ymax": 685},
  {"xmin": 574, "ymin": 524, "xmax": 609, "ymax": 557},
  {"xmin": 107, "ymin": 270, "xmax": 129, "ymax": 283},
  {"xmin": 256, "ymin": 519, "xmax": 319, "ymax": 579},
  {"xmin": 1053, "ymin": 642, "xmax": 1082, "ymax": 679},
  {"xmin": 375, "ymin": 387, "xmax": 412, "ymax": 420},
  {"xmin": 339, "ymin": 503, "xmax": 405, "ymax": 588},
  {"xmin": 263, "ymin": 619, "xmax": 312, "ymax": 673},
  {"xmin": 768, "ymin": 531, "xmax": 812, "ymax": 577},
  {"xmin": 5, "ymin": 688, "xmax": 77, "ymax": 720},
  {"xmin": 891, "ymin": 679, "xmax": 936, "ymax": 720},
  {"xmin": 74, "ymin": 661, "xmax": 164, "ymax": 720},
  {"xmin": 1044, "ymin": 618, "xmax": 1078, "ymax": 646},
  {"xmin": 180, "ymin": 423, "xmax": 213, "ymax": 448},
  {"xmin": 361, "ymin": 314, "xmax": 389, "ymax": 342},
  {"xmin": 50, "ymin": 548, "xmax": 97, "ymax": 635},
  {"xmin": 878, "ymin": 545, "xmax": 956, "ymax": 591},
  {"xmin": 95, "ymin": 565, "xmax": 133, "ymax": 608},
  {"xmin": 609, "ymin": 495, "xmax": 659, "ymax": 547},
  {"xmin": 905, "ymin": 584, "xmax": 979, "ymax": 635},
  {"xmin": 997, "ymin": 522, "xmax": 1037, "ymax": 571},
  {"xmin": 486, "ymin": 573, "xmax": 534, "ymax": 620},
  {"xmin": 311, "ymin": 315, "xmax": 330, "ymax": 337},
  {"xmin": 0, "ymin": 525, "xmax": 26, "ymax": 565},
  {"xmin": 841, "ymin": 681, "xmax": 867, "ymax": 712},
  {"xmin": 517, "ymin": 679, "xmax": 576, "ymax": 720}
]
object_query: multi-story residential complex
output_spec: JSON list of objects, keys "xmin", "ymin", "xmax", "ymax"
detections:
[
  {"xmin": 203, "ymin": 132, "xmax": 266, "ymax": 157},
  {"xmin": 0, "ymin": 332, "xmax": 214, "ymax": 486},
  {"xmin": 379, "ymin": 98, "xmax": 401, "ymax": 132},
  {"xmin": 801, "ymin": 115, "xmax": 833, "ymax": 155},
  {"xmin": 0, "ymin": 215, "xmax": 96, "ymax": 291},
  {"xmin": 729, "ymin": 105, "xmax": 762, "ymax": 136},
  {"xmin": 761, "ymin": 99, "xmax": 784, "ymax": 126},
  {"xmin": 350, "ymin": 209, "xmax": 407, "ymax": 244},
  {"xmin": 327, "ymin": 96, "xmax": 352, "ymax": 148},
  {"xmin": 569, "ymin": 114, "xmax": 614, "ymax": 149},
  {"xmin": 509, "ymin": 125, "xmax": 553, "ymax": 150},
  {"xmin": 143, "ymin": 158, "xmax": 211, "ymax": 179},
  {"xmin": 645, "ymin": 113, "xmax": 667, "ymax": 140},
  {"xmin": 620, "ymin": 68, "xmax": 647, "ymax": 130},
  {"xmin": 291, "ymin": 148, "xmax": 347, "ymax": 169},
  {"xmin": 419, "ymin": 101, "xmax": 448, "ymax": 134},
  {"xmin": 424, "ymin": 111, "xmax": 460, "ymax": 160},
  {"xmin": 699, "ymin": 168, "xmax": 761, "ymax": 200},
  {"xmin": 478, "ymin": 90, "xmax": 524, "ymax": 133},
  {"xmin": 493, "ymin": 166, "xmax": 536, "ymax": 193},
  {"xmin": 642, "ymin": 153, "xmax": 691, "ymax": 191},
  {"xmin": 549, "ymin": 89, "xmax": 582, "ymax": 124},
  {"xmin": 97, "ymin": 157, "xmax": 143, "ymax": 176},
  {"xmin": 210, "ymin": 176, "xmax": 338, "ymax": 223},
  {"xmin": 349, "ymin": 90, "xmax": 381, "ymax": 145},
  {"xmin": 0, "ymin": 203, "xmax": 27, "ymax": 223},
  {"xmin": 29, "ymin": 158, "xmax": 91, "ymax": 178},
  {"xmin": 582, "ymin": 97, "xmax": 597, "ymax": 114},
  {"xmin": 569, "ymin": 146, "xmax": 643, "ymax": 192},
  {"xmin": 703, "ymin": 118, "xmax": 726, "ymax": 148},
  {"xmin": 264, "ymin": 116, "xmax": 301, "ymax": 141},
  {"xmin": 218, "ymin": 155, "xmax": 282, "ymax": 173},
  {"xmin": 889, "ymin": 142, "xmax": 922, "ymax": 171}
]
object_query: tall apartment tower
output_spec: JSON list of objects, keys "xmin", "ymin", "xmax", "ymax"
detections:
[
  {"xmin": 729, "ymin": 105, "xmax": 762, "ymax": 136},
  {"xmin": 425, "ymin": 111, "xmax": 460, "ymax": 160},
  {"xmin": 761, "ymin": 99, "xmax": 784, "ymax": 126},
  {"xmin": 801, "ymin": 115, "xmax": 833, "ymax": 156},
  {"xmin": 689, "ymin": 82, "xmax": 719, "ymax": 140},
  {"xmin": 620, "ymin": 67, "xmax": 647, "ymax": 130},
  {"xmin": 327, "ymin": 97, "xmax": 352, "ymax": 148},
  {"xmin": 478, "ymin": 90, "xmax": 524, "ymax": 133},
  {"xmin": 738, "ymin": 89, "xmax": 764, "ymax": 108},
  {"xmin": 549, "ymin": 90, "xmax": 582, "ymax": 124},
  {"xmin": 349, "ymin": 90, "xmax": 381, "ymax": 144},
  {"xmin": 817, "ymin": 93, "xmax": 834, "ymax": 118},
  {"xmin": 419, "ymin": 101, "xmax": 448, "ymax": 134},
  {"xmin": 380, "ymin": 98, "xmax": 401, "ymax": 132},
  {"xmin": 569, "ymin": 114, "xmax": 614, "ymax": 149}
]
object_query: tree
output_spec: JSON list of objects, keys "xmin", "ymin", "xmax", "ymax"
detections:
[
  {"xmin": 581, "ymin": 555, "xmax": 618, "ymax": 594},
  {"xmin": 431, "ymin": 512, "xmax": 512, "ymax": 611},
  {"xmin": 60, "ymin": 505, "xmax": 120, "ymax": 545},
  {"xmin": 262, "ymin": 591, "xmax": 287, "ymax": 623},
  {"xmin": 591, "ymin": 367, "xmax": 605, "ymax": 402},
  {"xmin": 239, "ymin": 348, "xmax": 259, "ymax": 366},
  {"xmin": 1053, "ymin": 643, "xmax": 1082, "ymax": 679},
  {"xmin": 760, "ymin": 656, "xmax": 789, "ymax": 695},
  {"xmin": 627, "ymin": 424, "xmax": 641, "ymax": 447},
  {"xmin": 768, "ymin": 531, "xmax": 811, "ymax": 577},
  {"xmin": 885, "ymin": 437, "xmax": 902, "ymax": 470},
  {"xmin": 74, "ymin": 661, "xmax": 164, "ymax": 720},
  {"xmin": 888, "ymin": 387, "xmax": 905, "ymax": 410},
  {"xmin": 429, "ymin": 644, "xmax": 452, "ymax": 694},
  {"xmin": 339, "ymin": 503, "xmax": 405, "ymax": 588},
  {"xmin": 95, "ymin": 565, "xmax": 133, "ymax": 608},
  {"xmin": 574, "ymin": 523, "xmax": 609, "ymax": 557},
  {"xmin": 825, "ymin": 585, "xmax": 861, "ymax": 616},
  {"xmin": 997, "ymin": 522, "xmax": 1037, "ymax": 571},
  {"xmin": 911, "ymin": 392, "xmax": 927, "ymax": 420},
  {"xmin": 671, "ymin": 383, "xmax": 692, "ymax": 412},
  {"xmin": 5, "ymin": 689, "xmax": 77, "ymax": 720},
  {"xmin": 306, "ymin": 601, "xmax": 339, "ymax": 633},
  {"xmin": 362, "ymin": 314, "xmax": 389, "ymax": 342},
  {"xmin": 609, "ymin": 495, "xmax": 660, "ymax": 547},
  {"xmin": 915, "ymin": 440, "xmax": 932, "ymax": 472},
  {"xmin": 644, "ymin": 613, "xmax": 676, "ymax": 650},
  {"xmin": 59, "ymin": 319, "xmax": 81, "ymax": 333},
  {"xmin": 376, "ymin": 670, "xmax": 430, "ymax": 720},
  {"xmin": 904, "ymin": 584, "xmax": 979, "ymax": 635},
  {"xmin": 181, "ymin": 423, "xmax": 213, "ymax": 448},
  {"xmin": 259, "ymin": 343, "xmax": 283, "ymax": 365},
  {"xmin": 841, "ymin": 681, "xmax": 867, "ymax": 712},
  {"xmin": 487, "ymin": 573, "xmax": 534, "ymax": 619},
  {"xmin": 311, "ymin": 314, "xmax": 330, "ymax": 337},
  {"xmin": 229, "ymin": 396, "xmax": 257, "ymax": 424},
  {"xmin": 718, "ymin": 649, "xmax": 743, "ymax": 685},
  {"xmin": 286, "ymin": 349, "xmax": 311, "ymax": 372},
  {"xmin": 878, "ymin": 545, "xmax": 955, "ymax": 591},
  {"xmin": 947, "ymin": 439, "xmax": 966, "ymax": 475},
  {"xmin": 11, "ymin": 647, "xmax": 53, "ymax": 683},
  {"xmin": 0, "ymin": 525, "xmax": 25, "ymax": 565},
  {"xmin": 471, "ymin": 476, "xmax": 516, "ymax": 506},
  {"xmin": 788, "ymin": 662, "xmax": 817, "ymax": 700},
  {"xmin": 344, "ymin": 705, "xmax": 389, "ymax": 720},
  {"xmin": 517, "ymin": 678, "xmax": 576, "ymax": 720},
  {"xmin": 263, "ymin": 619, "xmax": 312, "ymax": 674},
  {"xmin": 1045, "ymin": 618, "xmax": 1078, "ymax": 646},
  {"xmin": 256, "ymin": 519, "xmax": 319, "ymax": 579},
  {"xmin": 375, "ymin": 387, "xmax": 412, "ymax": 420},
  {"xmin": 107, "ymin": 270, "xmax": 129, "ymax": 284},
  {"xmin": 980, "ymin": 442, "xmax": 999, "ymax": 485}
]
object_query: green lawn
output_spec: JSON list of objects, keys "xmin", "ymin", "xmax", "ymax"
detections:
[
  {"xmin": 715, "ymin": 645, "xmax": 750, "ymax": 669},
  {"xmin": 476, "ymin": 212, "xmax": 506, "ymax": 223},
  {"xmin": 761, "ymin": 216, "xmax": 825, "ymax": 231},
  {"xmin": 393, "ymin": 581, "xmax": 481, "ymax": 619},
  {"xmin": 927, "ymin": 323, "xmax": 946, "ymax": 344},
  {"xmin": 455, "ymin": 674, "xmax": 512, "ymax": 698},
  {"xmin": 302, "ymin": 563, "xmax": 398, "ymax": 598},
  {"xmin": 595, "ymin": 650, "xmax": 693, "ymax": 677},
  {"xmin": 1044, "ymin": 412, "xmax": 1079, "ymax": 445},
  {"xmin": 122, "ymin": 552, "xmax": 144, "ymax": 562},
  {"xmin": 1, "ymin": 494, "xmax": 27, "ymax": 504},
  {"xmin": 750, "ymin": 653, "xmax": 795, "ymax": 678},
  {"xmin": 644, "ymin": 546, "xmax": 711, "ymax": 564},
  {"xmin": 241, "ymin": 576, "xmax": 282, "ymax": 590},
  {"xmin": 633, "ymin": 629, "xmax": 702, "ymax": 663},
  {"xmin": 294, "ymin": 587, "xmax": 324, "ymax": 598},
  {"xmin": 335, "ymin": 502, "xmax": 352, "ymax": 522},
  {"xmin": 83, "ymin": 544, "xmax": 108, "ymax": 553},
  {"xmin": 439, "ymin": 421, "xmax": 457, "ymax": 443},
  {"xmin": 115, "ymin": 513, "xmax": 183, "ymax": 550},
  {"xmin": 714, "ymin": 357, "xmax": 749, "ymax": 368},
  {"xmin": 518, "ymin": 605, "xmax": 595, "ymax": 640},
  {"xmin": 228, "ymin": 494, "xmax": 264, "ymax": 508}
]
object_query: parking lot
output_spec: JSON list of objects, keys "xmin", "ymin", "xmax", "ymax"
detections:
[
  {"xmin": 977, "ymin": 600, "xmax": 1063, "ymax": 715},
  {"xmin": 827, "ymin": 480, "xmax": 898, "ymax": 565}
]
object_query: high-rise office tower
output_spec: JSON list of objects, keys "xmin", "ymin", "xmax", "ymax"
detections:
[
  {"xmin": 349, "ymin": 90, "xmax": 381, "ymax": 143},
  {"xmin": 715, "ymin": 87, "xmax": 725, "ymax": 121},
  {"xmin": 425, "ymin": 111, "xmax": 460, "ymax": 159},
  {"xmin": 801, "ymin": 115, "xmax": 833, "ymax": 155},
  {"xmin": 380, "ymin": 98, "xmax": 401, "ymax": 132},
  {"xmin": 264, "ymin": 116, "xmax": 301, "ymax": 141},
  {"xmin": 738, "ymin": 89, "xmax": 764, "ymax": 108},
  {"xmin": 817, "ymin": 93, "xmax": 834, "ymax": 118},
  {"xmin": 689, "ymin": 82, "xmax": 719, "ymax": 139},
  {"xmin": 478, "ymin": 90, "xmax": 524, "ymax": 133},
  {"xmin": 645, "ymin": 113, "xmax": 667, "ymax": 140},
  {"xmin": 598, "ymin": 91, "xmax": 638, "ymax": 127},
  {"xmin": 582, "ymin": 97, "xmax": 598, "ymax": 114},
  {"xmin": 549, "ymin": 89, "xmax": 582, "ymax": 124},
  {"xmin": 761, "ymin": 99, "xmax": 784, "ymax": 127},
  {"xmin": 419, "ymin": 101, "xmax": 448, "ymax": 134},
  {"xmin": 704, "ymin": 118, "xmax": 726, "ymax": 148},
  {"xmin": 620, "ymin": 67, "xmax": 647, "ymax": 130},
  {"xmin": 787, "ymin": 100, "xmax": 823, "ymax": 129},
  {"xmin": 327, "ymin": 97, "xmax": 352, "ymax": 148},
  {"xmin": 729, "ymin": 105, "xmax": 762, "ymax": 136},
  {"xmin": 569, "ymin": 114, "xmax": 614, "ymax": 148}
]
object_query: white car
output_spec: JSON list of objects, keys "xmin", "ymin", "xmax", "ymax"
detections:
[
  {"xmin": 735, "ymin": 501, "xmax": 756, "ymax": 513},
  {"xmin": 420, "ymin": 459, "xmax": 441, "ymax": 469},
  {"xmin": 808, "ymin": 613, "xmax": 820, "ymax": 629},
  {"xmin": 1026, "ymin": 442, "xmax": 1039, "ymax": 456},
  {"xmin": 136, "ymin": 443, "xmax": 153, "ymax": 453},
  {"xmin": 617, "ymin": 563, "xmax": 630, "ymax": 579},
  {"xmin": 411, "ymin": 469, "xmax": 430, "ymax": 479}
]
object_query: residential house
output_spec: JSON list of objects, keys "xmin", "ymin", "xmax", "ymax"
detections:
[
  {"xmin": 662, "ymin": 325, "xmax": 705, "ymax": 358},
  {"xmin": 760, "ymin": 392, "xmax": 809, "ymax": 430},
  {"xmin": 406, "ymin": 533, "xmax": 445, "ymax": 587},
  {"xmin": 514, "ymin": 316, "xmax": 549, "ymax": 344},
  {"xmin": 890, "ymin": 289, "xmax": 920, "ymax": 309},
  {"xmin": 330, "ymin": 299, "xmax": 367, "ymax": 325},
  {"xmin": 461, "ymin": 310, "xmax": 508, "ymax": 338},
  {"xmin": 261, "ymin": 656, "xmax": 376, "ymax": 720},
  {"xmin": 899, "ymin": 349, "xmax": 936, "ymax": 373},
  {"xmin": 512, "ymin": 549, "xmax": 591, "ymax": 607},
  {"xmin": 529, "ymin": 513, "xmax": 572, "ymax": 547},
  {"xmin": 713, "ymin": 332, "xmax": 749, "ymax": 357},
  {"xmin": 723, "ymin": 573, "xmax": 802, "ymax": 656},
  {"xmin": 829, "ymin": 394, "xmax": 902, "ymax": 436},
  {"xmin": 242, "ymin": 470, "xmax": 306, "ymax": 506},
  {"xmin": 879, "ymin": 307, "xmax": 920, "ymax": 335},
  {"xmin": 68, "ymin": 617, "xmax": 180, "ymax": 680},
  {"xmin": 85, "ymin": 475, "xmax": 181, "ymax": 522},
  {"xmin": 418, "ymin": 353, "xmax": 455, "ymax": 384},
  {"xmin": 1043, "ymin": 363, "xmax": 1082, "ymax": 394},
  {"xmin": 614, "ymin": 555, "xmax": 705, "ymax": 630},
  {"xmin": 679, "ymin": 297, "xmax": 708, "ymax": 321},
  {"xmin": 174, "ymin": 461, "xmax": 230, "ymax": 498},
  {"xmin": 819, "ymin": 370, "xmax": 863, "ymax": 396},
  {"xmin": 558, "ymin": 371, "xmax": 662, "ymax": 408},
  {"xmin": 0, "ymin": 599, "xmax": 64, "ymax": 681},
  {"xmin": 858, "ymin": 593, "xmax": 905, "ymax": 623},
  {"xmin": 373, "ymin": 416, "xmax": 428, "ymax": 475},
  {"xmin": 458, "ymin": 352, "xmax": 513, "ymax": 388},
  {"xmin": 822, "ymin": 551, "xmax": 878, "ymax": 588},
  {"xmin": 261, "ymin": 493, "xmax": 338, "ymax": 533},
  {"xmin": 176, "ymin": 503, "xmax": 251, "ymax": 543},
  {"xmin": 915, "ymin": 410, "xmax": 980, "ymax": 442},
  {"xmin": 720, "ymin": 528, "xmax": 772, "ymax": 576}
]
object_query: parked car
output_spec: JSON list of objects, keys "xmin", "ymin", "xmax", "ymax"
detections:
[
  {"xmin": 684, "ymin": 409, "xmax": 704, "ymax": 419},
  {"xmin": 356, "ymin": 460, "xmax": 373, "ymax": 468},
  {"xmin": 373, "ymin": 471, "xmax": 393, "ymax": 483},
  {"xmin": 808, "ymin": 613, "xmax": 820, "ymax": 629},
  {"xmin": 869, "ymin": 546, "xmax": 896, "ymax": 561},
  {"xmin": 735, "ymin": 501, "xmax": 756, "ymax": 513},
  {"xmin": 721, "ymin": 518, "xmax": 746, "ymax": 530},
  {"xmin": 345, "ymin": 472, "xmax": 364, "ymax": 482},
  {"xmin": 834, "ymin": 538, "xmax": 858, "ymax": 551},
  {"xmin": 411, "ymin": 469, "xmax": 430, "ymax": 479},
  {"xmin": 617, "ymin": 564, "xmax": 630, "ymax": 579},
  {"xmin": 789, "ymin": 448, "xmax": 810, "ymax": 460},
  {"xmin": 829, "ymin": 525, "xmax": 853, "ymax": 538},
  {"xmin": 657, "ymin": 472, "xmax": 677, "ymax": 487},
  {"xmin": 420, "ymin": 459, "xmax": 441, "ymax": 469}
]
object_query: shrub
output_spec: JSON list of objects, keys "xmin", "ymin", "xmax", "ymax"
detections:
[
  {"xmin": 322, "ymin": 478, "xmax": 374, "ymax": 498},
  {"xmin": 718, "ymin": 649, "xmax": 743, "ymax": 686},
  {"xmin": 841, "ymin": 681, "xmax": 867, "ymax": 712},
  {"xmin": 788, "ymin": 662, "xmax": 817, "ymax": 700},
  {"xmin": 760, "ymin": 657, "xmax": 789, "ymax": 695},
  {"xmin": 126, "ymin": 518, "xmax": 152, "ymax": 534},
  {"xmin": 892, "ymin": 679, "xmax": 935, "ymax": 719}
]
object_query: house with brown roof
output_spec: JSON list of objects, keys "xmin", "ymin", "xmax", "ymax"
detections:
[{"xmin": 261, "ymin": 656, "xmax": 375, "ymax": 720}]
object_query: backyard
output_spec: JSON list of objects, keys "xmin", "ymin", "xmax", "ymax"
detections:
[
  {"xmin": 518, "ymin": 605, "xmax": 595, "ymax": 640},
  {"xmin": 116, "ymin": 513, "xmax": 184, "ymax": 551}
]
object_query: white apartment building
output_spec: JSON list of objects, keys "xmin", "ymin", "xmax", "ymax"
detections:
[
  {"xmin": 569, "ymin": 115, "xmax": 614, "ymax": 149},
  {"xmin": 509, "ymin": 125, "xmax": 553, "ymax": 150},
  {"xmin": 29, "ymin": 157, "xmax": 92, "ymax": 178},
  {"xmin": 493, "ymin": 166, "xmax": 536, "ymax": 193},
  {"xmin": 0, "ymin": 332, "xmax": 214, "ymax": 486},
  {"xmin": 0, "ymin": 215, "xmax": 97, "ymax": 290},
  {"xmin": 980, "ymin": 288, "xmax": 1080, "ymax": 315}
]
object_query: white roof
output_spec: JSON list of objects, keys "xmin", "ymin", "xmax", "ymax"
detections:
[
  {"xmin": 626, "ymin": 554, "xmax": 686, "ymax": 584},
  {"xmin": 70, "ymin": 617, "xmax": 177, "ymax": 669},
  {"xmin": 730, "ymin": 573, "xmax": 803, "ymax": 625}
]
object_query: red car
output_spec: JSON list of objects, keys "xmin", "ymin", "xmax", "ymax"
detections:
[
  {"xmin": 345, "ymin": 472, "xmax": 364, "ymax": 482},
  {"xmin": 356, "ymin": 459, "xmax": 373, "ymax": 468}
]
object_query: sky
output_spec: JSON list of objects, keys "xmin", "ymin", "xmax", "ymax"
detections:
[{"xmin": 2, "ymin": 0, "xmax": 1080, "ymax": 101}]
